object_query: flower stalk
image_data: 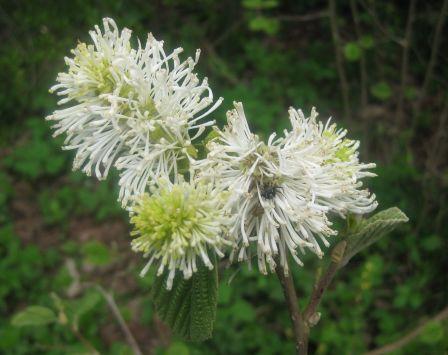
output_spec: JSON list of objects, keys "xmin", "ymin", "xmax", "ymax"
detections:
[
  {"xmin": 275, "ymin": 261, "xmax": 309, "ymax": 355},
  {"xmin": 276, "ymin": 240, "xmax": 347, "ymax": 354}
]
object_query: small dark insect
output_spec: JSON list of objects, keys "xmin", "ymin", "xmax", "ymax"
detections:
[{"xmin": 260, "ymin": 185, "xmax": 282, "ymax": 200}]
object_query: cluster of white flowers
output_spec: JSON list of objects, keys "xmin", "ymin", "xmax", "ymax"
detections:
[
  {"xmin": 48, "ymin": 18, "xmax": 377, "ymax": 286},
  {"xmin": 47, "ymin": 18, "xmax": 222, "ymax": 206},
  {"xmin": 200, "ymin": 102, "xmax": 377, "ymax": 274}
]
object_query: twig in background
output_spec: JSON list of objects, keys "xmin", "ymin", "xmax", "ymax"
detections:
[
  {"xmin": 415, "ymin": 0, "xmax": 448, "ymax": 115},
  {"xmin": 328, "ymin": 0, "xmax": 352, "ymax": 121},
  {"xmin": 95, "ymin": 286, "xmax": 143, "ymax": 355},
  {"xmin": 210, "ymin": 17, "xmax": 245, "ymax": 48},
  {"xmin": 276, "ymin": 11, "xmax": 328, "ymax": 22},
  {"xmin": 203, "ymin": 42, "xmax": 241, "ymax": 85},
  {"xmin": 424, "ymin": 99, "xmax": 448, "ymax": 176},
  {"xmin": 64, "ymin": 258, "xmax": 143, "ymax": 355},
  {"xmin": 358, "ymin": 0, "xmax": 405, "ymax": 47},
  {"xmin": 350, "ymin": 0, "xmax": 368, "ymax": 109},
  {"xmin": 70, "ymin": 324, "xmax": 100, "ymax": 355},
  {"xmin": 349, "ymin": 0, "xmax": 370, "ymax": 155},
  {"xmin": 51, "ymin": 291, "xmax": 100, "ymax": 354},
  {"xmin": 65, "ymin": 258, "xmax": 82, "ymax": 298},
  {"xmin": 415, "ymin": 98, "xmax": 448, "ymax": 234},
  {"xmin": 365, "ymin": 306, "xmax": 448, "ymax": 355},
  {"xmin": 396, "ymin": 0, "xmax": 416, "ymax": 125}
]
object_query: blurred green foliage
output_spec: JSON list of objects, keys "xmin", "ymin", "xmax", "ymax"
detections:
[{"xmin": 0, "ymin": 0, "xmax": 447, "ymax": 354}]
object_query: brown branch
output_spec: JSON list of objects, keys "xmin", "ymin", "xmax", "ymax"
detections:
[
  {"xmin": 358, "ymin": 0, "xmax": 405, "ymax": 47},
  {"xmin": 70, "ymin": 325, "xmax": 100, "ymax": 355},
  {"xmin": 416, "ymin": 0, "xmax": 448, "ymax": 114},
  {"xmin": 210, "ymin": 17, "xmax": 245, "ymax": 47},
  {"xmin": 203, "ymin": 42, "xmax": 240, "ymax": 85},
  {"xmin": 303, "ymin": 262, "xmax": 339, "ymax": 322},
  {"xmin": 303, "ymin": 241, "xmax": 346, "ymax": 324},
  {"xmin": 276, "ymin": 11, "xmax": 328, "ymax": 22},
  {"xmin": 275, "ymin": 242, "xmax": 348, "ymax": 354},
  {"xmin": 415, "ymin": 98, "xmax": 448, "ymax": 233},
  {"xmin": 61, "ymin": 260, "xmax": 142, "ymax": 354},
  {"xmin": 365, "ymin": 306, "xmax": 448, "ymax": 355},
  {"xmin": 95, "ymin": 286, "xmax": 143, "ymax": 355},
  {"xmin": 51, "ymin": 291, "xmax": 99, "ymax": 354},
  {"xmin": 275, "ymin": 262, "xmax": 309, "ymax": 355},
  {"xmin": 328, "ymin": 0, "xmax": 352, "ymax": 121},
  {"xmin": 425, "ymin": 99, "xmax": 448, "ymax": 175},
  {"xmin": 350, "ymin": 0, "xmax": 368, "ymax": 109},
  {"xmin": 396, "ymin": 0, "xmax": 417, "ymax": 125}
]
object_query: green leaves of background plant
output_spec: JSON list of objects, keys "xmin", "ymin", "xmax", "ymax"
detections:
[
  {"xmin": 242, "ymin": 0, "xmax": 278, "ymax": 9},
  {"xmin": 343, "ymin": 36, "xmax": 374, "ymax": 62},
  {"xmin": 341, "ymin": 207, "xmax": 408, "ymax": 267},
  {"xmin": 152, "ymin": 260, "xmax": 218, "ymax": 342},
  {"xmin": 11, "ymin": 306, "xmax": 56, "ymax": 327},
  {"xmin": 249, "ymin": 17, "xmax": 280, "ymax": 36},
  {"xmin": 370, "ymin": 82, "xmax": 392, "ymax": 100},
  {"xmin": 243, "ymin": 0, "xmax": 279, "ymax": 35},
  {"xmin": 343, "ymin": 42, "xmax": 362, "ymax": 62}
]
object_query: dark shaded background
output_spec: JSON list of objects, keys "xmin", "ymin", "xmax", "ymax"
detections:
[{"xmin": 0, "ymin": 0, "xmax": 447, "ymax": 354}]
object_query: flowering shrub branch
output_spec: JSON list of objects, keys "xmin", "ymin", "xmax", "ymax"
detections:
[{"xmin": 44, "ymin": 18, "xmax": 408, "ymax": 354}]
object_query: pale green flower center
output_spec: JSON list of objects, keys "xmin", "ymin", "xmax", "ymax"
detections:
[
  {"xmin": 322, "ymin": 130, "xmax": 354, "ymax": 163},
  {"xmin": 72, "ymin": 43, "xmax": 117, "ymax": 97},
  {"xmin": 130, "ymin": 183, "xmax": 222, "ymax": 259},
  {"xmin": 73, "ymin": 43, "xmax": 159, "ymax": 120}
]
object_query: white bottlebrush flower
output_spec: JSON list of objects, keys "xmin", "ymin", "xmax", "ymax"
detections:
[
  {"xmin": 47, "ymin": 17, "xmax": 222, "ymax": 206},
  {"xmin": 284, "ymin": 107, "xmax": 377, "ymax": 216},
  {"xmin": 129, "ymin": 177, "xmax": 231, "ymax": 289},
  {"xmin": 47, "ymin": 18, "xmax": 139, "ymax": 179},
  {"xmin": 114, "ymin": 36, "xmax": 222, "ymax": 205},
  {"xmin": 201, "ymin": 102, "xmax": 377, "ymax": 275}
]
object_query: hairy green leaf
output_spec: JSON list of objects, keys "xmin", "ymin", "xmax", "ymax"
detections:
[
  {"xmin": 151, "ymin": 260, "xmax": 218, "ymax": 342},
  {"xmin": 11, "ymin": 306, "xmax": 56, "ymax": 327},
  {"xmin": 341, "ymin": 207, "xmax": 408, "ymax": 266}
]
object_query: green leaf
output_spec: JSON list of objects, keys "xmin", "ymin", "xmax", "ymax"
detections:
[
  {"xmin": 218, "ymin": 283, "xmax": 232, "ymax": 305},
  {"xmin": 422, "ymin": 235, "xmax": 442, "ymax": 251},
  {"xmin": 11, "ymin": 306, "xmax": 57, "ymax": 327},
  {"xmin": 71, "ymin": 289, "xmax": 102, "ymax": 321},
  {"xmin": 370, "ymin": 82, "xmax": 392, "ymax": 101},
  {"xmin": 242, "ymin": 0, "xmax": 278, "ymax": 10},
  {"xmin": 0, "ymin": 172, "xmax": 13, "ymax": 205},
  {"xmin": 249, "ymin": 16, "xmax": 279, "ymax": 35},
  {"xmin": 0, "ymin": 324, "xmax": 21, "ymax": 349},
  {"xmin": 342, "ymin": 207, "xmax": 408, "ymax": 266},
  {"xmin": 151, "ymin": 260, "xmax": 218, "ymax": 342},
  {"xmin": 82, "ymin": 241, "xmax": 112, "ymax": 266},
  {"xmin": 404, "ymin": 86, "xmax": 417, "ymax": 100},
  {"xmin": 164, "ymin": 341, "xmax": 190, "ymax": 355},
  {"xmin": 420, "ymin": 321, "xmax": 444, "ymax": 344},
  {"xmin": 359, "ymin": 35, "xmax": 374, "ymax": 49},
  {"xmin": 230, "ymin": 300, "xmax": 256, "ymax": 322},
  {"xmin": 343, "ymin": 42, "xmax": 361, "ymax": 62}
]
